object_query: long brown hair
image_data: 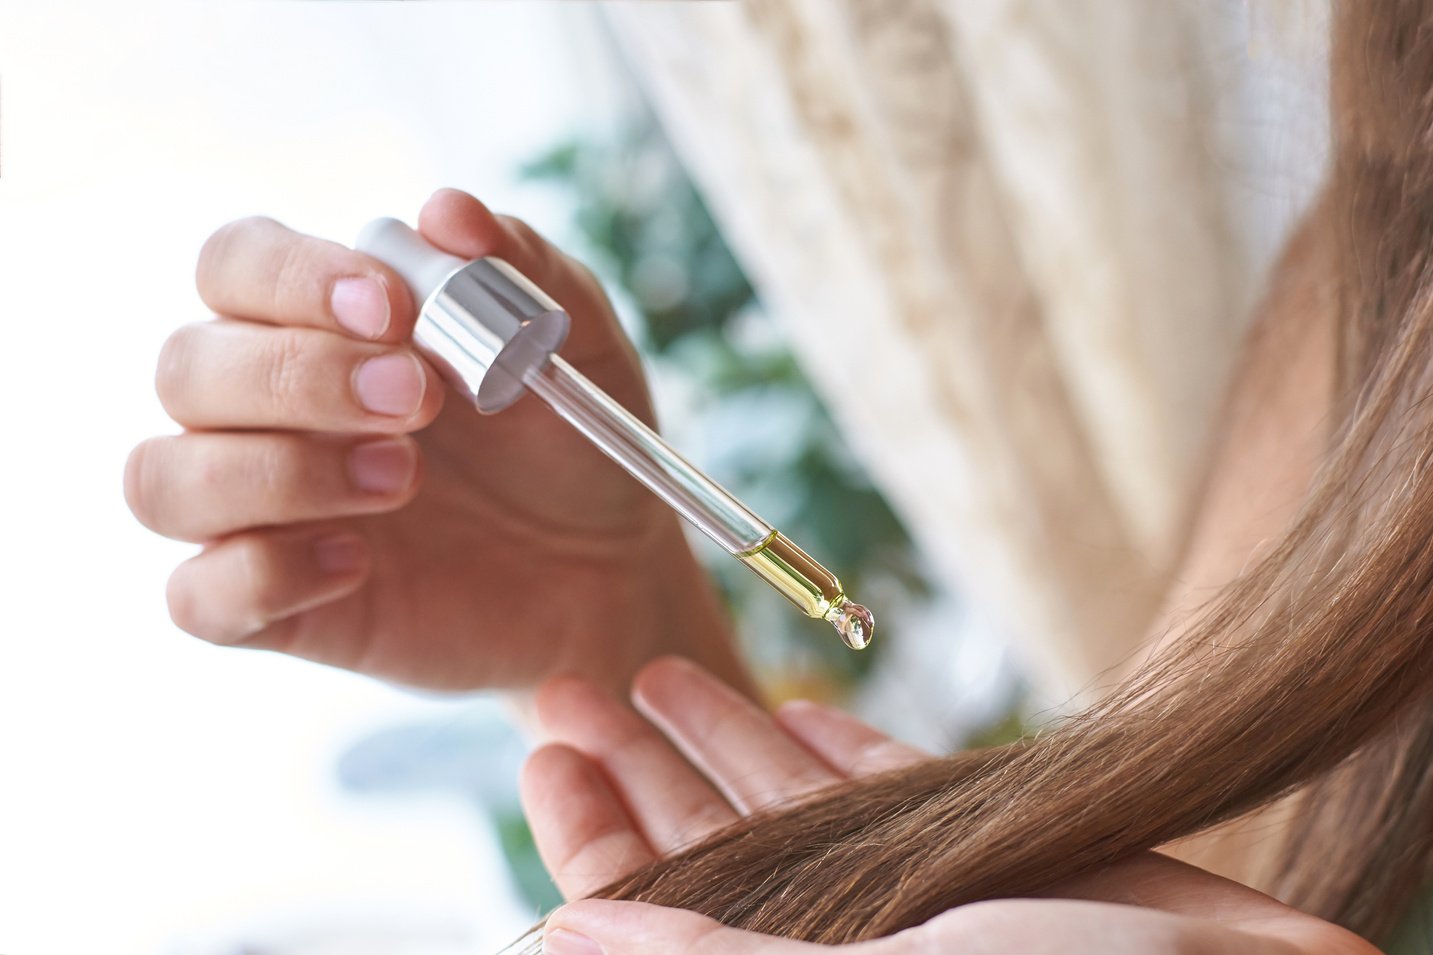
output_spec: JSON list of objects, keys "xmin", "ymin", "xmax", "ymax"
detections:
[{"xmin": 562, "ymin": 2, "xmax": 1433, "ymax": 945}]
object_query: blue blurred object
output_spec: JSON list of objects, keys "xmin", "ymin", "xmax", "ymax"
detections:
[{"xmin": 337, "ymin": 699, "xmax": 560, "ymax": 912}]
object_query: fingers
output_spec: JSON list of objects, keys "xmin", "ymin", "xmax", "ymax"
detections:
[
  {"xmin": 520, "ymin": 744, "xmax": 658, "ymax": 901},
  {"xmin": 417, "ymin": 189, "xmax": 574, "ymax": 300},
  {"xmin": 417, "ymin": 189, "xmax": 635, "ymax": 370},
  {"xmin": 542, "ymin": 897, "xmax": 1362, "ymax": 955},
  {"xmin": 196, "ymin": 201, "xmax": 619, "ymax": 364},
  {"xmin": 535, "ymin": 675, "xmax": 739, "ymax": 853},
  {"xmin": 545, "ymin": 899, "xmax": 821, "ymax": 955},
  {"xmin": 774, "ymin": 700, "xmax": 928, "ymax": 778},
  {"xmin": 196, "ymin": 215, "xmax": 417, "ymax": 342},
  {"xmin": 125, "ymin": 432, "xmax": 420, "ymax": 542},
  {"xmin": 156, "ymin": 320, "xmax": 443, "ymax": 433},
  {"xmin": 631, "ymin": 657, "xmax": 838, "ymax": 813},
  {"xmin": 165, "ymin": 524, "xmax": 369, "ymax": 647}
]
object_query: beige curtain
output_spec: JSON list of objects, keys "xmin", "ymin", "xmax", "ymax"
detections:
[{"xmin": 607, "ymin": 0, "xmax": 1329, "ymax": 700}]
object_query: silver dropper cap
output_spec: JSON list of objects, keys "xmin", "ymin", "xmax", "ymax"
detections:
[{"xmin": 356, "ymin": 218, "xmax": 570, "ymax": 413}]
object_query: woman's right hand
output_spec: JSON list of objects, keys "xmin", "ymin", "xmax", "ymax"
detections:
[{"xmin": 124, "ymin": 188, "xmax": 747, "ymax": 693}]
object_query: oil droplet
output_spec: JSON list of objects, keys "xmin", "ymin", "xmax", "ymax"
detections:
[{"xmin": 826, "ymin": 599, "xmax": 875, "ymax": 650}]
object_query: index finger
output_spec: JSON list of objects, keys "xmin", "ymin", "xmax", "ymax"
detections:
[
  {"xmin": 773, "ymin": 699, "xmax": 928, "ymax": 778},
  {"xmin": 630, "ymin": 657, "xmax": 841, "ymax": 813},
  {"xmin": 195, "ymin": 215, "xmax": 417, "ymax": 342}
]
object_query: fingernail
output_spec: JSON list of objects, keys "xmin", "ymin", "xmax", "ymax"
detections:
[
  {"xmin": 348, "ymin": 438, "xmax": 416, "ymax": 494},
  {"xmin": 543, "ymin": 928, "xmax": 603, "ymax": 955},
  {"xmin": 354, "ymin": 353, "xmax": 425, "ymax": 417},
  {"xmin": 331, "ymin": 276, "xmax": 390, "ymax": 339},
  {"xmin": 313, "ymin": 533, "xmax": 366, "ymax": 575}
]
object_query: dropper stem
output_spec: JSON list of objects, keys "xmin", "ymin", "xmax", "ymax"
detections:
[
  {"xmin": 521, "ymin": 355, "xmax": 874, "ymax": 650},
  {"xmin": 521, "ymin": 355, "xmax": 773, "ymax": 555}
]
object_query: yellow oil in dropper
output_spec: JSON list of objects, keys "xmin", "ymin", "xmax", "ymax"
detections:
[{"xmin": 738, "ymin": 531, "xmax": 875, "ymax": 649}]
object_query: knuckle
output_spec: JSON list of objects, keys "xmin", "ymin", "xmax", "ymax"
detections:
[
  {"xmin": 165, "ymin": 565, "xmax": 203, "ymax": 637},
  {"xmin": 263, "ymin": 330, "xmax": 311, "ymax": 415},
  {"xmin": 268, "ymin": 233, "xmax": 314, "ymax": 320},
  {"xmin": 123, "ymin": 439, "xmax": 162, "ymax": 530},
  {"xmin": 230, "ymin": 536, "xmax": 278, "ymax": 631},
  {"xmin": 195, "ymin": 223, "xmax": 236, "ymax": 298},
  {"xmin": 154, "ymin": 323, "xmax": 200, "ymax": 415},
  {"xmin": 197, "ymin": 216, "xmax": 276, "ymax": 302},
  {"xmin": 251, "ymin": 437, "xmax": 302, "ymax": 503}
]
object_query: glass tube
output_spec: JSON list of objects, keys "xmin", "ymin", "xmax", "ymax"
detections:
[
  {"xmin": 522, "ymin": 355, "xmax": 773, "ymax": 554},
  {"xmin": 522, "ymin": 356, "xmax": 874, "ymax": 650}
]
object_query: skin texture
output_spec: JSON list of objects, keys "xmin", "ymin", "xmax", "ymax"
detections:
[
  {"xmin": 125, "ymin": 189, "xmax": 751, "ymax": 696},
  {"xmin": 526, "ymin": 659, "xmax": 1379, "ymax": 955}
]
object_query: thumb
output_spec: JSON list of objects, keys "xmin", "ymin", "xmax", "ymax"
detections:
[
  {"xmin": 543, "ymin": 900, "xmax": 821, "ymax": 955},
  {"xmin": 414, "ymin": 187, "xmax": 642, "ymax": 402},
  {"xmin": 415, "ymin": 188, "xmax": 585, "ymax": 314}
]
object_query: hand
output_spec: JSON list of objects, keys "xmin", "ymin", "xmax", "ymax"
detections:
[
  {"xmin": 124, "ymin": 189, "xmax": 746, "ymax": 693},
  {"xmin": 523, "ymin": 658, "xmax": 1378, "ymax": 954}
]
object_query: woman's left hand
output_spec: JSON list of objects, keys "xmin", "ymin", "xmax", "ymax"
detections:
[{"xmin": 522, "ymin": 658, "xmax": 1378, "ymax": 954}]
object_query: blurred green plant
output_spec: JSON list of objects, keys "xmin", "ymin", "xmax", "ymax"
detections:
[{"xmin": 520, "ymin": 118, "xmax": 929, "ymax": 688}]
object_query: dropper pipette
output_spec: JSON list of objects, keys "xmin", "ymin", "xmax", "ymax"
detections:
[{"xmin": 357, "ymin": 218, "xmax": 873, "ymax": 650}]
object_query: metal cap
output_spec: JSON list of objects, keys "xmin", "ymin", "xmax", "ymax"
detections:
[{"xmin": 356, "ymin": 218, "xmax": 570, "ymax": 413}]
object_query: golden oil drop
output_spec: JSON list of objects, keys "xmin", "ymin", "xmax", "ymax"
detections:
[{"xmin": 738, "ymin": 532, "xmax": 875, "ymax": 649}]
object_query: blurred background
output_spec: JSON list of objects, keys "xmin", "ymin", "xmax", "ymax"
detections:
[
  {"xmin": 0, "ymin": 3, "xmax": 1017, "ymax": 953},
  {"xmin": 0, "ymin": 2, "xmax": 1327, "ymax": 954}
]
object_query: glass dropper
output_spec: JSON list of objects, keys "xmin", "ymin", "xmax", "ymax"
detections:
[{"xmin": 356, "ymin": 218, "xmax": 873, "ymax": 650}]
